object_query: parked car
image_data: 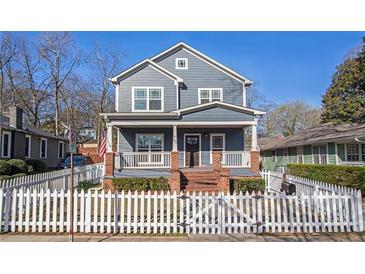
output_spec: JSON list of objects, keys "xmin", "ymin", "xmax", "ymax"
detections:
[{"xmin": 58, "ymin": 155, "xmax": 92, "ymax": 169}]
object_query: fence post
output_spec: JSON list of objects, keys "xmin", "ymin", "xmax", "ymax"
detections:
[
  {"xmin": 267, "ymin": 171, "xmax": 271, "ymax": 192},
  {"xmin": 357, "ymin": 190, "xmax": 363, "ymax": 232}
]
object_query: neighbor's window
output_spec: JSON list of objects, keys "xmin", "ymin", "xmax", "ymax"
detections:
[
  {"xmin": 346, "ymin": 143, "xmax": 360, "ymax": 161},
  {"xmin": 272, "ymin": 150, "xmax": 276, "ymax": 162},
  {"xmin": 199, "ymin": 88, "xmax": 222, "ymax": 104},
  {"xmin": 40, "ymin": 138, "xmax": 47, "ymax": 158},
  {"xmin": 176, "ymin": 58, "xmax": 188, "ymax": 69},
  {"xmin": 1, "ymin": 131, "xmax": 11, "ymax": 158},
  {"xmin": 58, "ymin": 141, "xmax": 64, "ymax": 159},
  {"xmin": 297, "ymin": 146, "xmax": 303, "ymax": 163},
  {"xmin": 283, "ymin": 148, "xmax": 289, "ymax": 159},
  {"xmin": 313, "ymin": 145, "xmax": 327, "ymax": 164},
  {"xmin": 25, "ymin": 135, "xmax": 31, "ymax": 158},
  {"xmin": 136, "ymin": 134, "xmax": 163, "ymax": 152},
  {"xmin": 362, "ymin": 144, "xmax": 365, "ymax": 161},
  {"xmin": 133, "ymin": 87, "xmax": 163, "ymax": 111}
]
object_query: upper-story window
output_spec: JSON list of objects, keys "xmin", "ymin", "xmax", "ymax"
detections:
[
  {"xmin": 175, "ymin": 58, "xmax": 188, "ymax": 70},
  {"xmin": 25, "ymin": 135, "xmax": 31, "ymax": 158},
  {"xmin": 132, "ymin": 87, "xmax": 164, "ymax": 112},
  {"xmin": 40, "ymin": 138, "xmax": 47, "ymax": 159},
  {"xmin": 198, "ymin": 88, "xmax": 223, "ymax": 104}
]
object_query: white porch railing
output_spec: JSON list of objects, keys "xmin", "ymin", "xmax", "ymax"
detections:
[
  {"xmin": 115, "ymin": 152, "xmax": 171, "ymax": 169},
  {"xmin": 222, "ymin": 151, "xmax": 251, "ymax": 167}
]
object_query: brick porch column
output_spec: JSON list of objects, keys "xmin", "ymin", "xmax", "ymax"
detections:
[
  {"xmin": 212, "ymin": 151, "xmax": 222, "ymax": 172},
  {"xmin": 250, "ymin": 150, "xmax": 260, "ymax": 174},
  {"xmin": 103, "ymin": 124, "xmax": 115, "ymax": 192},
  {"xmin": 169, "ymin": 151, "xmax": 180, "ymax": 193}
]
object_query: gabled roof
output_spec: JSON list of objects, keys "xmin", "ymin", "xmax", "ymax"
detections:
[
  {"xmin": 110, "ymin": 59, "xmax": 183, "ymax": 84},
  {"xmin": 261, "ymin": 123, "xmax": 365, "ymax": 150},
  {"xmin": 175, "ymin": 101, "xmax": 265, "ymax": 116},
  {"xmin": 151, "ymin": 42, "xmax": 253, "ymax": 86}
]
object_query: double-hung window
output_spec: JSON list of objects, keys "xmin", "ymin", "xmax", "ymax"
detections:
[
  {"xmin": 133, "ymin": 87, "xmax": 163, "ymax": 111},
  {"xmin": 25, "ymin": 135, "xmax": 31, "ymax": 158},
  {"xmin": 346, "ymin": 144, "xmax": 360, "ymax": 161},
  {"xmin": 272, "ymin": 150, "xmax": 276, "ymax": 162},
  {"xmin": 362, "ymin": 144, "xmax": 365, "ymax": 161},
  {"xmin": 313, "ymin": 145, "xmax": 327, "ymax": 164},
  {"xmin": 1, "ymin": 131, "xmax": 11, "ymax": 158},
  {"xmin": 199, "ymin": 88, "xmax": 222, "ymax": 104},
  {"xmin": 40, "ymin": 138, "xmax": 47, "ymax": 159},
  {"xmin": 136, "ymin": 134, "xmax": 163, "ymax": 152}
]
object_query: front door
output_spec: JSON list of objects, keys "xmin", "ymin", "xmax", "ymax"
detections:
[{"xmin": 185, "ymin": 135, "xmax": 200, "ymax": 167}]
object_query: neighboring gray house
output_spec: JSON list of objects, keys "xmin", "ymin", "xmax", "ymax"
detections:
[
  {"xmin": 101, "ymin": 42, "xmax": 264, "ymax": 191},
  {"xmin": 0, "ymin": 107, "xmax": 67, "ymax": 168}
]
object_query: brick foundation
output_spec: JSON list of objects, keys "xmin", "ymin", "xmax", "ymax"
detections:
[
  {"xmin": 103, "ymin": 178, "xmax": 115, "ymax": 192},
  {"xmin": 217, "ymin": 168, "xmax": 230, "ymax": 193},
  {"xmin": 250, "ymin": 150, "xmax": 260, "ymax": 174},
  {"xmin": 169, "ymin": 151, "xmax": 181, "ymax": 192}
]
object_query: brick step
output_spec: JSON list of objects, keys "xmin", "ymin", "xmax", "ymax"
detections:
[{"xmin": 181, "ymin": 180, "xmax": 217, "ymax": 186}]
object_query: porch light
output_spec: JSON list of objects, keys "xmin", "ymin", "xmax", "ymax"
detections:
[{"xmin": 204, "ymin": 132, "xmax": 208, "ymax": 138}]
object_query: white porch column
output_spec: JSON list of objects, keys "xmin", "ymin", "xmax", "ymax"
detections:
[
  {"xmin": 172, "ymin": 125, "xmax": 178, "ymax": 151},
  {"xmin": 251, "ymin": 118, "xmax": 258, "ymax": 151},
  {"xmin": 106, "ymin": 124, "xmax": 113, "ymax": 152}
]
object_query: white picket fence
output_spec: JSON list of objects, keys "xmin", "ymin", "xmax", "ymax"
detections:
[
  {"xmin": 261, "ymin": 170, "xmax": 359, "ymax": 196},
  {"xmin": 0, "ymin": 164, "xmax": 104, "ymax": 192},
  {"xmin": 0, "ymin": 189, "xmax": 363, "ymax": 234}
]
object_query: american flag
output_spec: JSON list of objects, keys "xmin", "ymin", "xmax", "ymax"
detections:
[{"xmin": 98, "ymin": 132, "xmax": 107, "ymax": 157}]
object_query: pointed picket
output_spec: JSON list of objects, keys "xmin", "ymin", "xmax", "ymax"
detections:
[
  {"xmin": 294, "ymin": 193, "xmax": 301, "ymax": 232},
  {"xmin": 132, "ymin": 191, "xmax": 138, "ymax": 234},
  {"xmin": 204, "ymin": 192, "xmax": 210, "ymax": 234},
  {"xmin": 107, "ymin": 190, "xmax": 112, "ymax": 233},
  {"xmin": 198, "ymin": 191, "xmax": 203, "ymax": 234},
  {"xmin": 319, "ymin": 191, "xmax": 325, "ymax": 232},
  {"xmin": 349, "ymin": 194, "xmax": 357, "ymax": 232},
  {"xmin": 211, "ymin": 192, "xmax": 217, "ymax": 234},
  {"xmin": 288, "ymin": 195, "xmax": 294, "ymax": 233},
  {"xmin": 270, "ymin": 192, "xmax": 276, "ymax": 233},
  {"xmin": 173, "ymin": 191, "xmax": 178, "ymax": 233},
  {"xmin": 186, "ymin": 191, "xmax": 191, "ymax": 234},
  {"xmin": 166, "ymin": 191, "xmax": 171, "ymax": 234},
  {"xmin": 51, "ymin": 189, "xmax": 58, "ymax": 232},
  {"xmin": 120, "ymin": 190, "xmax": 125, "ymax": 233},
  {"xmin": 18, "ymin": 189, "xmax": 24, "ymax": 232},
  {"xmin": 331, "ymin": 192, "xmax": 338, "ymax": 232},
  {"xmin": 264, "ymin": 191, "xmax": 269, "ymax": 233},
  {"xmin": 73, "ymin": 190, "xmax": 78, "ymax": 233},
  {"xmin": 191, "ymin": 192, "xmax": 197, "ymax": 234},
  {"xmin": 226, "ymin": 191, "xmax": 232, "ymax": 234},
  {"xmin": 300, "ymin": 192, "xmax": 307, "ymax": 233},
  {"xmin": 0, "ymin": 189, "xmax": 3, "ymax": 233},
  {"xmin": 179, "ymin": 191, "xmax": 184, "ymax": 234},
  {"xmin": 282, "ymin": 192, "xmax": 288, "ymax": 232},
  {"xmin": 160, "ymin": 191, "xmax": 165, "ymax": 233},
  {"xmin": 344, "ymin": 194, "xmax": 351, "ymax": 232},
  {"xmin": 100, "ymin": 191, "xmax": 105, "ymax": 233},
  {"xmin": 256, "ymin": 191, "xmax": 263, "ymax": 233},
  {"xmin": 93, "ymin": 190, "xmax": 99, "ymax": 233},
  {"xmin": 306, "ymin": 193, "xmax": 313, "ymax": 233},
  {"xmin": 276, "ymin": 193, "xmax": 282, "ymax": 233},
  {"xmin": 66, "ymin": 190, "xmax": 71, "ymax": 233},
  {"xmin": 147, "ymin": 190, "xmax": 152, "ymax": 234},
  {"xmin": 153, "ymin": 191, "xmax": 158, "ymax": 234},
  {"xmin": 11, "ymin": 189, "xmax": 17, "ymax": 232},
  {"xmin": 357, "ymin": 191, "xmax": 363, "ymax": 232},
  {"xmin": 221, "ymin": 192, "xmax": 226, "ymax": 233},
  {"xmin": 325, "ymin": 192, "xmax": 332, "ymax": 233},
  {"xmin": 85, "ymin": 190, "xmax": 92, "ymax": 233},
  {"xmin": 140, "ymin": 191, "xmax": 145, "ymax": 234},
  {"xmin": 59, "ymin": 189, "xmax": 65, "ymax": 233},
  {"xmin": 45, "ymin": 189, "xmax": 50, "ymax": 232}
]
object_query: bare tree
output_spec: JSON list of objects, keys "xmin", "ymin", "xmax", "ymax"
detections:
[
  {"xmin": 86, "ymin": 42, "xmax": 124, "ymax": 147},
  {"xmin": 38, "ymin": 32, "xmax": 80, "ymax": 135}
]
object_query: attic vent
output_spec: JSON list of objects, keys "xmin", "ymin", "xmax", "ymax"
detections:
[{"xmin": 176, "ymin": 58, "xmax": 188, "ymax": 70}]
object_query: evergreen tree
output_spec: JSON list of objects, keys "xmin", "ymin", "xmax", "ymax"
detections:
[{"xmin": 321, "ymin": 37, "xmax": 365, "ymax": 124}]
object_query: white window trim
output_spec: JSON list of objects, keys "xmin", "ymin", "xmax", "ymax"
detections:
[
  {"xmin": 312, "ymin": 144, "xmax": 328, "ymax": 165},
  {"xmin": 40, "ymin": 138, "xmax": 48, "ymax": 159},
  {"xmin": 1, "ymin": 131, "xmax": 11, "ymax": 158},
  {"xmin": 58, "ymin": 141, "xmax": 64, "ymax": 159},
  {"xmin": 209, "ymin": 133, "xmax": 225, "ymax": 164},
  {"xmin": 175, "ymin": 58, "xmax": 188, "ymax": 70},
  {"xmin": 132, "ymin": 87, "xmax": 164, "ymax": 112},
  {"xmin": 344, "ymin": 143, "xmax": 364, "ymax": 162},
  {"xmin": 25, "ymin": 135, "xmax": 31, "ymax": 159},
  {"xmin": 135, "ymin": 133, "xmax": 164, "ymax": 152},
  {"xmin": 183, "ymin": 133, "xmax": 201, "ymax": 167},
  {"xmin": 198, "ymin": 88, "xmax": 223, "ymax": 104},
  {"xmin": 282, "ymin": 148, "xmax": 289, "ymax": 160}
]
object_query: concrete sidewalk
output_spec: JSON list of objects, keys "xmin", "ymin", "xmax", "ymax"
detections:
[{"xmin": 1, "ymin": 232, "xmax": 365, "ymax": 242}]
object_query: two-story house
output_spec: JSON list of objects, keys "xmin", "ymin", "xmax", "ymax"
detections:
[{"xmin": 101, "ymin": 42, "xmax": 265, "ymax": 192}]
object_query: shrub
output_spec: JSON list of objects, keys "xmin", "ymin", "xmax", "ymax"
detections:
[
  {"xmin": 77, "ymin": 180, "xmax": 99, "ymax": 192},
  {"xmin": 8, "ymin": 159, "xmax": 28, "ymax": 174},
  {"xmin": 0, "ymin": 160, "xmax": 10, "ymax": 175},
  {"xmin": 0, "ymin": 175, "xmax": 12, "ymax": 181},
  {"xmin": 231, "ymin": 177, "xmax": 266, "ymax": 193},
  {"xmin": 287, "ymin": 164, "xmax": 365, "ymax": 191},
  {"xmin": 25, "ymin": 159, "xmax": 47, "ymax": 173},
  {"xmin": 149, "ymin": 177, "xmax": 169, "ymax": 191},
  {"xmin": 112, "ymin": 177, "xmax": 170, "ymax": 192}
]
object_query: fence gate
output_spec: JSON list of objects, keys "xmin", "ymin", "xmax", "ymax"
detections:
[{"xmin": 184, "ymin": 192, "xmax": 262, "ymax": 234}]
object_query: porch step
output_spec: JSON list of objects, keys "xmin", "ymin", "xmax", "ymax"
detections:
[{"xmin": 180, "ymin": 169, "xmax": 220, "ymax": 192}]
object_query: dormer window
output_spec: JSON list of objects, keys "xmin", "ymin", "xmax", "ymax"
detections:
[{"xmin": 176, "ymin": 58, "xmax": 188, "ymax": 70}]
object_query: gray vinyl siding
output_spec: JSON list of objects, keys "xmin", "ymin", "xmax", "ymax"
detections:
[
  {"xmin": 118, "ymin": 65, "xmax": 177, "ymax": 112},
  {"xmin": 181, "ymin": 106, "xmax": 254, "ymax": 122},
  {"xmin": 156, "ymin": 48, "xmax": 244, "ymax": 109},
  {"xmin": 118, "ymin": 127, "xmax": 244, "ymax": 167}
]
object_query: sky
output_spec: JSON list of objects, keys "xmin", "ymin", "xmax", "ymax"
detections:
[{"xmin": 14, "ymin": 31, "xmax": 365, "ymax": 107}]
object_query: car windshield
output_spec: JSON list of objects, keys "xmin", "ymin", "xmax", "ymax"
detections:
[{"xmin": 64, "ymin": 156, "xmax": 84, "ymax": 164}]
